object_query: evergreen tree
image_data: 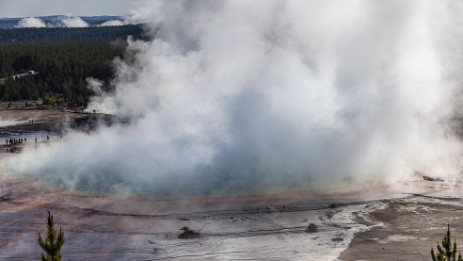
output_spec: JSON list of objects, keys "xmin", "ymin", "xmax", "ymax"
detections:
[
  {"xmin": 0, "ymin": 25, "xmax": 149, "ymax": 106},
  {"xmin": 431, "ymin": 225, "xmax": 463, "ymax": 261},
  {"xmin": 38, "ymin": 210, "xmax": 65, "ymax": 261}
]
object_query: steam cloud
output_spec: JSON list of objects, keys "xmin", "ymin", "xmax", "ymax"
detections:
[
  {"xmin": 16, "ymin": 15, "xmax": 89, "ymax": 28},
  {"xmin": 99, "ymin": 20, "xmax": 125, "ymax": 27},
  {"xmin": 17, "ymin": 17, "xmax": 47, "ymax": 28},
  {"xmin": 99, "ymin": 11, "xmax": 146, "ymax": 27},
  {"xmin": 6, "ymin": 1, "xmax": 463, "ymax": 196},
  {"xmin": 53, "ymin": 15, "xmax": 89, "ymax": 28}
]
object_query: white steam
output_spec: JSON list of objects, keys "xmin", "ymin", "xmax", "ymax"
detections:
[
  {"xmin": 99, "ymin": 12, "xmax": 145, "ymax": 27},
  {"xmin": 16, "ymin": 15, "xmax": 89, "ymax": 28},
  {"xmin": 99, "ymin": 20, "xmax": 125, "ymax": 27},
  {"xmin": 6, "ymin": 1, "xmax": 463, "ymax": 196},
  {"xmin": 52, "ymin": 15, "xmax": 89, "ymax": 28},
  {"xmin": 16, "ymin": 17, "xmax": 47, "ymax": 28}
]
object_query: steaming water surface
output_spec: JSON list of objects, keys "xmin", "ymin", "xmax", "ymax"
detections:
[
  {"xmin": 0, "ymin": 175, "xmax": 393, "ymax": 260},
  {"xmin": 7, "ymin": 0, "xmax": 463, "ymax": 196}
]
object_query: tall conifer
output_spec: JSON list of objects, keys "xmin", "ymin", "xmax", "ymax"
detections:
[
  {"xmin": 38, "ymin": 210, "xmax": 65, "ymax": 261},
  {"xmin": 431, "ymin": 225, "xmax": 463, "ymax": 261}
]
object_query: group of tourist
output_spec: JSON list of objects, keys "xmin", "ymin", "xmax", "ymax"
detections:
[
  {"xmin": 5, "ymin": 135, "xmax": 52, "ymax": 146},
  {"xmin": 6, "ymin": 137, "xmax": 27, "ymax": 145}
]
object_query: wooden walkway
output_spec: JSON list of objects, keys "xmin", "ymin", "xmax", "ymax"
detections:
[{"xmin": 0, "ymin": 140, "xmax": 52, "ymax": 153}]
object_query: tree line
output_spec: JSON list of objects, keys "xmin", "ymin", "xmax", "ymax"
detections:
[
  {"xmin": 0, "ymin": 25, "xmax": 149, "ymax": 107},
  {"xmin": 0, "ymin": 24, "xmax": 148, "ymax": 44}
]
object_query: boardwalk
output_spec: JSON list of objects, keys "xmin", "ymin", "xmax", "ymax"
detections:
[
  {"xmin": 0, "ymin": 71, "xmax": 39, "ymax": 85},
  {"xmin": 0, "ymin": 138, "xmax": 54, "ymax": 153},
  {"xmin": 0, "ymin": 110, "xmax": 117, "ymax": 134}
]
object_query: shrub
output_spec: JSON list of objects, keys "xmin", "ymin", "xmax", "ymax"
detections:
[
  {"xmin": 37, "ymin": 210, "xmax": 65, "ymax": 261},
  {"xmin": 431, "ymin": 225, "xmax": 463, "ymax": 261}
]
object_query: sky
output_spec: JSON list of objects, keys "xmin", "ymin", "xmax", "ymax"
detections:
[{"xmin": 0, "ymin": 0, "xmax": 142, "ymax": 18}]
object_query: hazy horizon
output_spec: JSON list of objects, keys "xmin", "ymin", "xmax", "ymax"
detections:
[
  {"xmin": 0, "ymin": 15, "xmax": 122, "ymax": 19},
  {"xmin": 0, "ymin": 0, "xmax": 142, "ymax": 18}
]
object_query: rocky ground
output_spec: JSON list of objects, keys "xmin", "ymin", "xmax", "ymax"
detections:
[{"xmin": 339, "ymin": 194, "xmax": 463, "ymax": 261}]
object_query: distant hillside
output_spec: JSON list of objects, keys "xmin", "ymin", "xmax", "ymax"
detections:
[
  {"xmin": 0, "ymin": 24, "xmax": 149, "ymax": 44},
  {"xmin": 0, "ymin": 18, "xmax": 18, "ymax": 29},
  {"xmin": 0, "ymin": 15, "xmax": 122, "ymax": 29}
]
